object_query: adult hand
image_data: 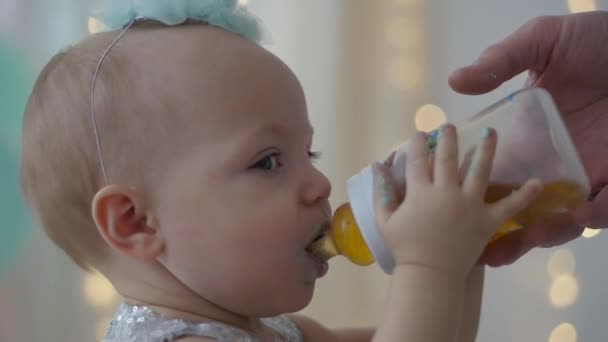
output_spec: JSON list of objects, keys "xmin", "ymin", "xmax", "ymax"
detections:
[{"xmin": 448, "ymin": 11, "xmax": 608, "ymax": 266}]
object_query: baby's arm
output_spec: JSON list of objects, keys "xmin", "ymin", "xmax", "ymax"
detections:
[
  {"xmin": 372, "ymin": 267, "xmax": 480, "ymax": 342},
  {"xmin": 291, "ymin": 268, "xmax": 483, "ymax": 342},
  {"xmin": 289, "ymin": 314, "xmax": 374, "ymax": 342},
  {"xmin": 458, "ymin": 266, "xmax": 484, "ymax": 342},
  {"xmin": 373, "ymin": 264, "xmax": 466, "ymax": 341}
]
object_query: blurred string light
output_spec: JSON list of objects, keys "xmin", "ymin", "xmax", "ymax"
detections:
[
  {"xmin": 549, "ymin": 274, "xmax": 579, "ymax": 308},
  {"xmin": 385, "ymin": 0, "xmax": 425, "ymax": 92},
  {"xmin": 385, "ymin": 0, "xmax": 446, "ymax": 135},
  {"xmin": 388, "ymin": 58, "xmax": 422, "ymax": 92},
  {"xmin": 386, "ymin": 18, "xmax": 420, "ymax": 51},
  {"xmin": 414, "ymin": 104, "xmax": 446, "ymax": 132},
  {"xmin": 83, "ymin": 272, "xmax": 118, "ymax": 309},
  {"xmin": 96, "ymin": 315, "xmax": 115, "ymax": 341},
  {"xmin": 547, "ymin": 249, "xmax": 579, "ymax": 309},
  {"xmin": 547, "ymin": 249, "xmax": 575, "ymax": 278},
  {"xmin": 546, "ymin": 248, "xmax": 579, "ymax": 339},
  {"xmin": 393, "ymin": 0, "xmax": 417, "ymax": 5},
  {"xmin": 84, "ymin": 272, "xmax": 119, "ymax": 339},
  {"xmin": 549, "ymin": 322, "xmax": 577, "ymax": 342},
  {"xmin": 390, "ymin": 104, "xmax": 446, "ymax": 149},
  {"xmin": 582, "ymin": 227, "xmax": 600, "ymax": 239},
  {"xmin": 544, "ymin": 221, "xmax": 600, "ymax": 337},
  {"xmin": 567, "ymin": 0, "xmax": 597, "ymax": 13}
]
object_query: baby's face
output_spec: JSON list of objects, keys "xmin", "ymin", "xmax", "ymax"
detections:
[{"xmin": 149, "ymin": 30, "xmax": 332, "ymax": 316}]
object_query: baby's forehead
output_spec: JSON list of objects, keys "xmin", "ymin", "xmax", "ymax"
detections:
[
  {"xmin": 123, "ymin": 25, "xmax": 282, "ymax": 87},
  {"xmin": 107, "ymin": 24, "xmax": 309, "ymax": 146}
]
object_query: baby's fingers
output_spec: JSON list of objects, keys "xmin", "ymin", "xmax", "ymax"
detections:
[
  {"xmin": 488, "ymin": 179, "xmax": 543, "ymax": 229},
  {"xmin": 406, "ymin": 132, "xmax": 432, "ymax": 187},
  {"xmin": 463, "ymin": 128, "xmax": 497, "ymax": 197},
  {"xmin": 373, "ymin": 162, "xmax": 401, "ymax": 226}
]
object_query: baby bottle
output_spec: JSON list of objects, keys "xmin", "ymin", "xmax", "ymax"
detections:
[{"xmin": 309, "ymin": 88, "xmax": 590, "ymax": 274}]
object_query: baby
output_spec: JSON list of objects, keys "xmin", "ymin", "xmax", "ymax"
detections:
[{"xmin": 19, "ymin": 1, "xmax": 541, "ymax": 341}]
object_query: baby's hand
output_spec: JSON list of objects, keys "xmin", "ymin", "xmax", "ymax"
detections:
[{"xmin": 373, "ymin": 124, "xmax": 542, "ymax": 280}]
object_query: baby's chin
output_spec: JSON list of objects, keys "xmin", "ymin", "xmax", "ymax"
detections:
[
  {"xmin": 278, "ymin": 290, "xmax": 316, "ymax": 316},
  {"xmin": 262, "ymin": 281, "xmax": 318, "ymax": 316}
]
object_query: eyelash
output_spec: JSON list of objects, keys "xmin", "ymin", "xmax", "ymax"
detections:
[
  {"xmin": 250, "ymin": 151, "xmax": 322, "ymax": 171},
  {"xmin": 308, "ymin": 151, "xmax": 322, "ymax": 163}
]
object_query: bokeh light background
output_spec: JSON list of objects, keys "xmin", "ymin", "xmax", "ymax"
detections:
[{"xmin": 1, "ymin": 1, "xmax": 607, "ymax": 341}]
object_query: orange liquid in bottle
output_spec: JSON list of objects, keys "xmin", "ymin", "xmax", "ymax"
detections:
[
  {"xmin": 486, "ymin": 180, "xmax": 585, "ymax": 242},
  {"xmin": 311, "ymin": 180, "xmax": 585, "ymax": 265}
]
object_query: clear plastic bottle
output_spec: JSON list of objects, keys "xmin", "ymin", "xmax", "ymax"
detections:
[{"xmin": 309, "ymin": 88, "xmax": 590, "ymax": 274}]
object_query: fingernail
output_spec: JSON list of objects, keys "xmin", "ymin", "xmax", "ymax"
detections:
[
  {"xmin": 384, "ymin": 151, "xmax": 396, "ymax": 167},
  {"xmin": 381, "ymin": 193, "xmax": 394, "ymax": 207},
  {"xmin": 441, "ymin": 123, "xmax": 455, "ymax": 135},
  {"xmin": 379, "ymin": 177, "xmax": 394, "ymax": 207},
  {"xmin": 481, "ymin": 127, "xmax": 492, "ymax": 138}
]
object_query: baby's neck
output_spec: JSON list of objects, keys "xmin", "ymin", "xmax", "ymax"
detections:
[
  {"xmin": 105, "ymin": 259, "xmax": 268, "ymax": 335},
  {"xmin": 119, "ymin": 285, "xmax": 266, "ymax": 334}
]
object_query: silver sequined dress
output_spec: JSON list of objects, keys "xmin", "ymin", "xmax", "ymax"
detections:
[{"xmin": 103, "ymin": 303, "xmax": 303, "ymax": 342}]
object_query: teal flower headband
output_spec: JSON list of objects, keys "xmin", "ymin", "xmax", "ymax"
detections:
[{"xmin": 91, "ymin": 0, "xmax": 267, "ymax": 43}]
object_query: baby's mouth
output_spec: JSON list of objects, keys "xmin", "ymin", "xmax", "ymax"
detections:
[{"xmin": 305, "ymin": 222, "xmax": 337, "ymax": 261}]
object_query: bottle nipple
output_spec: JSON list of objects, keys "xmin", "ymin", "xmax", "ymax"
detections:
[{"xmin": 308, "ymin": 203, "xmax": 375, "ymax": 266}]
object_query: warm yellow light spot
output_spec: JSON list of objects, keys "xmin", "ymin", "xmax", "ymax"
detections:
[
  {"xmin": 387, "ymin": 59, "xmax": 422, "ymax": 92},
  {"xmin": 88, "ymin": 17, "xmax": 106, "ymax": 34},
  {"xmin": 238, "ymin": 0, "xmax": 249, "ymax": 6},
  {"xmin": 394, "ymin": 0, "xmax": 417, "ymax": 5},
  {"xmin": 83, "ymin": 272, "xmax": 118, "ymax": 309},
  {"xmin": 414, "ymin": 104, "xmax": 447, "ymax": 132},
  {"xmin": 96, "ymin": 316, "xmax": 114, "ymax": 341},
  {"xmin": 567, "ymin": 0, "xmax": 596, "ymax": 13},
  {"xmin": 582, "ymin": 227, "xmax": 601, "ymax": 238},
  {"xmin": 549, "ymin": 274, "xmax": 579, "ymax": 308},
  {"xmin": 386, "ymin": 18, "xmax": 421, "ymax": 50},
  {"xmin": 548, "ymin": 322, "xmax": 577, "ymax": 342},
  {"xmin": 547, "ymin": 249, "xmax": 576, "ymax": 278}
]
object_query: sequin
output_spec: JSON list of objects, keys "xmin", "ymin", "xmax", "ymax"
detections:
[{"xmin": 103, "ymin": 303, "xmax": 303, "ymax": 342}]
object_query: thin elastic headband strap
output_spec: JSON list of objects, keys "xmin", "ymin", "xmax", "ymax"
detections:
[{"xmin": 90, "ymin": 19, "xmax": 137, "ymax": 185}]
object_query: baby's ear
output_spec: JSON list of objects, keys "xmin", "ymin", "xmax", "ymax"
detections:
[{"xmin": 92, "ymin": 185, "xmax": 164, "ymax": 261}]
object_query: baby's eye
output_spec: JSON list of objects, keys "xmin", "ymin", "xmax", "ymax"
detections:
[{"xmin": 251, "ymin": 153, "xmax": 282, "ymax": 171}]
